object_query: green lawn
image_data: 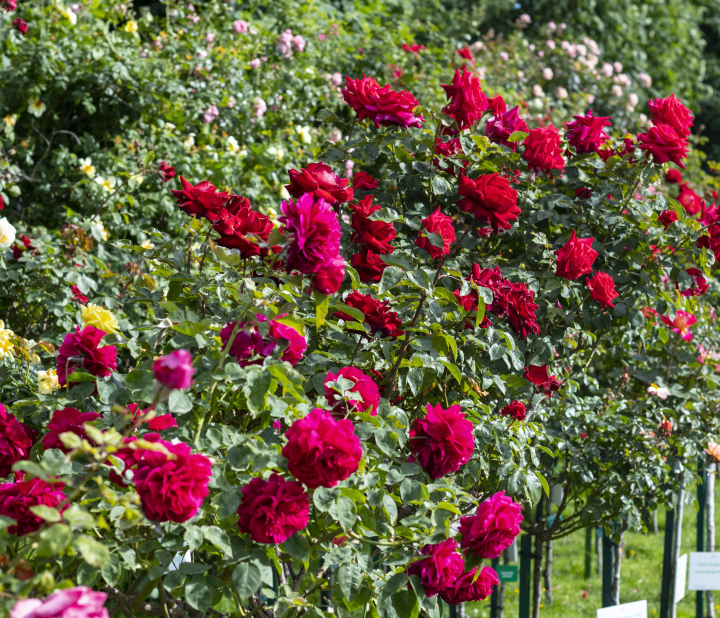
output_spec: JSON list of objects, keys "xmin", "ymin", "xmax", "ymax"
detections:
[{"xmin": 467, "ymin": 484, "xmax": 720, "ymax": 618}]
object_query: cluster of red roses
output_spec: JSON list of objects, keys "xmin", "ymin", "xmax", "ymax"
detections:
[{"xmin": 1, "ymin": 0, "xmax": 28, "ymax": 36}]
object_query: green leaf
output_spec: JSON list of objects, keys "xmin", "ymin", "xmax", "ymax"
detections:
[
  {"xmin": 393, "ymin": 589, "xmax": 420, "ymax": 618},
  {"xmin": 535, "ymin": 471, "xmax": 551, "ymax": 497},
  {"xmin": 339, "ymin": 563, "xmax": 363, "ymax": 601},
  {"xmin": 381, "ymin": 572, "xmax": 409, "ymax": 598},
  {"xmin": 476, "ymin": 296, "xmax": 486, "ymax": 328},
  {"xmin": 185, "ymin": 582, "xmax": 213, "ymax": 612},
  {"xmin": 489, "ymin": 343, "xmax": 505, "ymax": 361},
  {"xmin": 282, "ymin": 532, "xmax": 310, "ymax": 562},
  {"xmin": 336, "ymin": 496, "xmax": 357, "ymax": 532},
  {"xmin": 507, "ymin": 131, "xmax": 528, "ymax": 143},
  {"xmin": 379, "ymin": 266, "xmax": 405, "ymax": 296},
  {"xmin": 184, "ymin": 525, "xmax": 204, "ymax": 551},
  {"xmin": 29, "ymin": 505, "xmax": 62, "ymax": 522},
  {"xmin": 314, "ymin": 291, "xmax": 329, "ymax": 328},
  {"xmin": 101, "ymin": 554, "xmax": 123, "ymax": 586},
  {"xmin": 243, "ymin": 370, "xmax": 271, "ymax": 414},
  {"xmin": 382, "ymin": 494, "xmax": 398, "ymax": 524},
  {"xmin": 66, "ymin": 371, "xmax": 97, "ymax": 383},
  {"xmin": 201, "ymin": 525, "xmax": 233, "ymax": 555},
  {"xmin": 266, "ymin": 364, "xmax": 305, "ymax": 402},
  {"xmin": 75, "ymin": 534, "xmax": 110, "ymax": 568},
  {"xmin": 330, "ymin": 303, "xmax": 366, "ymax": 322},
  {"xmin": 232, "ymin": 562, "xmax": 262, "ymax": 599},
  {"xmin": 441, "ymin": 361, "xmax": 462, "ymax": 384},
  {"xmin": 431, "ymin": 176, "xmax": 450, "ymax": 195},
  {"xmin": 274, "ymin": 313, "xmax": 306, "ymax": 336},
  {"xmin": 168, "ymin": 390, "xmax": 192, "ymax": 413},
  {"xmin": 37, "ymin": 524, "xmax": 72, "ymax": 557}
]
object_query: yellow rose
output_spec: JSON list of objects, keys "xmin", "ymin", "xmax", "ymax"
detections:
[
  {"xmin": 81, "ymin": 303, "xmax": 119, "ymax": 334},
  {"xmin": 0, "ymin": 321, "xmax": 14, "ymax": 358},
  {"xmin": 38, "ymin": 369, "xmax": 60, "ymax": 394}
]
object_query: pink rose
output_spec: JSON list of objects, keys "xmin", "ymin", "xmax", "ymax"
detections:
[
  {"xmin": 11, "ymin": 587, "xmax": 109, "ymax": 618},
  {"xmin": 459, "ymin": 490, "xmax": 523, "ymax": 559},
  {"xmin": 678, "ymin": 267, "xmax": 709, "ymax": 297},
  {"xmin": 232, "ymin": 20, "xmax": 249, "ymax": 34},
  {"xmin": 134, "ymin": 439, "xmax": 211, "ymax": 522},
  {"xmin": 0, "ymin": 478, "xmax": 66, "ymax": 535},
  {"xmin": 407, "ymin": 538, "xmax": 465, "ymax": 597},
  {"xmin": 439, "ymin": 566, "xmax": 499, "ymax": 603},
  {"xmin": 441, "ymin": 68, "xmax": 489, "ymax": 131},
  {"xmin": 0, "ymin": 405, "xmax": 36, "ymax": 477},
  {"xmin": 661, "ymin": 310, "xmax": 696, "ymax": 341},
  {"xmin": 324, "ymin": 366, "xmax": 380, "ymax": 416},
  {"xmin": 410, "ymin": 403, "xmax": 474, "ymax": 479},
  {"xmin": 42, "ymin": 408, "xmax": 101, "ymax": 453},
  {"xmin": 153, "ymin": 349, "xmax": 194, "ymax": 390},
  {"xmin": 56, "ymin": 326, "xmax": 117, "ymax": 387},
  {"xmin": 522, "ymin": 125, "xmax": 565, "ymax": 172},
  {"xmin": 555, "ymin": 231, "xmax": 598, "ymax": 279},
  {"xmin": 237, "ymin": 473, "xmax": 309, "ymax": 544},
  {"xmin": 221, "ymin": 316, "xmax": 306, "ymax": 366},
  {"xmin": 282, "ymin": 408, "xmax": 362, "ymax": 489}
]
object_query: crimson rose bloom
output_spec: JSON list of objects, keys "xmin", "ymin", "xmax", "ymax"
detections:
[
  {"xmin": 353, "ymin": 171, "xmax": 378, "ymax": 191},
  {"xmin": 555, "ymin": 231, "xmax": 598, "ymax": 280},
  {"xmin": 285, "ymin": 162, "xmax": 354, "ymax": 205},
  {"xmin": 221, "ymin": 316, "xmax": 307, "ymax": 366},
  {"xmin": 324, "ymin": 367, "xmax": 380, "ymax": 416},
  {"xmin": 408, "ymin": 539, "xmax": 465, "ymax": 597},
  {"xmin": 13, "ymin": 235, "xmax": 35, "ymax": 261},
  {"xmin": 350, "ymin": 195, "xmax": 396, "ymax": 254},
  {"xmin": 485, "ymin": 106, "xmax": 529, "ymax": 151},
  {"xmin": 213, "ymin": 203, "xmax": 273, "ymax": 258},
  {"xmin": 42, "ymin": 408, "xmax": 101, "ymax": 453},
  {"xmin": 699, "ymin": 203, "xmax": 718, "ymax": 227},
  {"xmin": 410, "ymin": 403, "xmax": 474, "ymax": 479},
  {"xmin": 281, "ymin": 193, "xmax": 342, "ymax": 274},
  {"xmin": 282, "ymin": 408, "xmax": 363, "ymax": 489},
  {"xmin": 524, "ymin": 365, "xmax": 563, "ymax": 397},
  {"xmin": 698, "ymin": 224, "xmax": 720, "ymax": 260},
  {"xmin": 665, "ymin": 168, "xmax": 682, "ymax": 184},
  {"xmin": 487, "ymin": 95, "xmax": 506, "ymax": 115},
  {"xmin": 459, "ymin": 491, "xmax": 523, "ymax": 559},
  {"xmin": 108, "ymin": 433, "xmax": 162, "ymax": 487},
  {"xmin": 341, "ymin": 75, "xmax": 379, "ymax": 123},
  {"xmin": 56, "ymin": 326, "xmax": 117, "ymax": 387},
  {"xmin": 134, "ymin": 439, "xmax": 212, "ymax": 522},
  {"xmin": 678, "ymin": 268, "xmax": 709, "ymax": 297},
  {"xmin": 587, "ymin": 271, "xmax": 619, "ymax": 308},
  {"xmin": 416, "ymin": 208, "xmax": 456, "ymax": 258},
  {"xmin": 457, "ymin": 173, "xmax": 520, "ymax": 233},
  {"xmin": 434, "ymin": 138, "xmax": 467, "ymax": 175},
  {"xmin": 441, "ymin": 68, "xmax": 489, "ymax": 131},
  {"xmin": 10, "ymin": 587, "xmax": 109, "ymax": 618},
  {"xmin": 153, "ymin": 349, "xmax": 194, "ymax": 390},
  {"xmin": 500, "ymin": 401, "xmax": 526, "ymax": 421},
  {"xmin": 336, "ymin": 291, "xmax": 404, "ymax": 339},
  {"xmin": 0, "ymin": 478, "xmax": 66, "ymax": 535},
  {"xmin": 350, "ymin": 250, "xmax": 387, "ymax": 282},
  {"xmin": 158, "ymin": 161, "xmax": 176, "ymax": 183},
  {"xmin": 171, "ymin": 176, "xmax": 229, "ymax": 222},
  {"xmin": 12, "ymin": 18, "xmax": 27, "ymax": 34},
  {"xmin": 236, "ymin": 473, "xmax": 310, "ymax": 544},
  {"xmin": 341, "ymin": 76, "xmax": 424, "ymax": 129},
  {"xmin": 1, "ymin": 0, "xmax": 17, "ymax": 10},
  {"xmin": 70, "ymin": 284, "xmax": 89, "ymax": 305},
  {"xmin": 522, "ymin": 125, "xmax": 565, "ymax": 173},
  {"xmin": 565, "ymin": 110, "xmax": 611, "ymax": 154},
  {"xmin": 439, "ymin": 567, "xmax": 499, "ymax": 604},
  {"xmin": 648, "ymin": 94, "xmax": 693, "ymax": 138},
  {"xmin": 638, "ymin": 124, "xmax": 689, "ymax": 169},
  {"xmin": 658, "ymin": 210, "xmax": 679, "ymax": 229},
  {"xmin": 312, "ymin": 256, "xmax": 345, "ymax": 295},
  {"xmin": 678, "ymin": 184, "xmax": 704, "ymax": 215},
  {"xmin": 0, "ymin": 405, "xmax": 36, "ymax": 477}
]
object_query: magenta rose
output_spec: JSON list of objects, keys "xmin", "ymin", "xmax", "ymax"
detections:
[
  {"xmin": 457, "ymin": 173, "xmax": 520, "ymax": 233},
  {"xmin": 0, "ymin": 478, "xmax": 66, "ymax": 535},
  {"xmin": 11, "ymin": 587, "xmax": 109, "ymax": 618},
  {"xmin": 0, "ymin": 405, "xmax": 36, "ymax": 477},
  {"xmin": 439, "ymin": 566, "xmax": 499, "ymax": 604},
  {"xmin": 1, "ymin": 0, "xmax": 17, "ymax": 10},
  {"xmin": 42, "ymin": 408, "xmax": 101, "ymax": 453},
  {"xmin": 500, "ymin": 401, "xmax": 526, "ymax": 421},
  {"xmin": 236, "ymin": 473, "xmax": 310, "ymax": 544},
  {"xmin": 282, "ymin": 408, "xmax": 363, "ymax": 489},
  {"xmin": 107, "ymin": 433, "xmax": 162, "ymax": 487},
  {"xmin": 522, "ymin": 125, "xmax": 565, "ymax": 173},
  {"xmin": 555, "ymin": 231, "xmax": 598, "ymax": 280},
  {"xmin": 407, "ymin": 538, "xmax": 465, "ymax": 597},
  {"xmin": 285, "ymin": 162, "xmax": 354, "ymax": 205},
  {"xmin": 153, "ymin": 349, "xmax": 194, "ymax": 390},
  {"xmin": 485, "ymin": 106, "xmax": 529, "ymax": 151},
  {"xmin": 587, "ymin": 271, "xmax": 619, "ymax": 308},
  {"xmin": 12, "ymin": 18, "xmax": 27, "ymax": 35},
  {"xmin": 56, "ymin": 326, "xmax": 117, "ymax": 387},
  {"xmin": 410, "ymin": 403, "xmax": 474, "ymax": 479},
  {"xmin": 221, "ymin": 317, "xmax": 306, "ymax": 366},
  {"xmin": 324, "ymin": 366, "xmax": 380, "ymax": 416},
  {"xmin": 459, "ymin": 490, "xmax": 523, "ymax": 559},
  {"xmin": 648, "ymin": 94, "xmax": 693, "ymax": 138},
  {"xmin": 441, "ymin": 68, "xmax": 489, "ymax": 131},
  {"xmin": 565, "ymin": 110, "xmax": 611, "ymax": 153},
  {"xmin": 134, "ymin": 438, "xmax": 212, "ymax": 522},
  {"xmin": 416, "ymin": 208, "xmax": 456, "ymax": 258},
  {"xmin": 678, "ymin": 268, "xmax": 709, "ymax": 297}
]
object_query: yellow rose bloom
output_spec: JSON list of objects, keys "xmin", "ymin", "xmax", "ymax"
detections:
[
  {"xmin": 81, "ymin": 303, "xmax": 119, "ymax": 334},
  {"xmin": 0, "ymin": 321, "xmax": 14, "ymax": 359},
  {"xmin": 38, "ymin": 369, "xmax": 60, "ymax": 394}
]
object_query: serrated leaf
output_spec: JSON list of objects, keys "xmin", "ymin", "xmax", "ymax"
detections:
[{"xmin": 232, "ymin": 562, "xmax": 262, "ymax": 599}]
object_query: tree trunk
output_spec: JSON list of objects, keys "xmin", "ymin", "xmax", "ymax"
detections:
[
  {"xmin": 707, "ymin": 462, "xmax": 716, "ymax": 618},
  {"xmin": 653, "ymin": 510, "xmax": 659, "ymax": 534},
  {"xmin": 532, "ymin": 532, "xmax": 544, "ymax": 618},
  {"xmin": 670, "ymin": 486, "xmax": 685, "ymax": 618},
  {"xmin": 612, "ymin": 522, "xmax": 628, "ymax": 605},
  {"xmin": 596, "ymin": 531, "xmax": 602, "ymax": 576},
  {"xmin": 544, "ymin": 500, "xmax": 553, "ymax": 605}
]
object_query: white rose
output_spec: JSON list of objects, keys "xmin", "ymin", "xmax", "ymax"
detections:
[{"xmin": 0, "ymin": 217, "xmax": 16, "ymax": 249}]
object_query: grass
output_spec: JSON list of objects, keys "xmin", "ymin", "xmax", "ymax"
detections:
[{"xmin": 466, "ymin": 482, "xmax": 720, "ymax": 618}]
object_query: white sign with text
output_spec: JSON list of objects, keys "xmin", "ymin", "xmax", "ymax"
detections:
[
  {"xmin": 675, "ymin": 554, "xmax": 687, "ymax": 602},
  {"xmin": 688, "ymin": 552, "xmax": 720, "ymax": 590},
  {"xmin": 596, "ymin": 600, "xmax": 647, "ymax": 618}
]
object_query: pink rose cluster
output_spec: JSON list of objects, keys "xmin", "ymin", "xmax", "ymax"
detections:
[
  {"xmin": 277, "ymin": 29, "xmax": 305, "ymax": 57},
  {"xmin": 11, "ymin": 587, "xmax": 109, "ymax": 618}
]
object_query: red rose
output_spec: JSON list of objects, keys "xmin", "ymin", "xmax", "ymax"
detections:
[
  {"xmin": 341, "ymin": 75, "xmax": 380, "ymax": 123},
  {"xmin": 282, "ymin": 408, "xmax": 362, "ymax": 489},
  {"xmin": 565, "ymin": 110, "xmax": 611, "ymax": 154},
  {"xmin": 699, "ymin": 203, "xmax": 718, "ymax": 227},
  {"xmin": 335, "ymin": 291, "xmax": 404, "ymax": 339},
  {"xmin": 324, "ymin": 366, "xmax": 380, "ymax": 416},
  {"xmin": 350, "ymin": 250, "xmax": 387, "ymax": 282},
  {"xmin": 221, "ymin": 317, "xmax": 306, "ymax": 366},
  {"xmin": 441, "ymin": 68, "xmax": 489, "ymax": 131},
  {"xmin": 171, "ymin": 176, "xmax": 229, "ymax": 222},
  {"xmin": 0, "ymin": 478, "xmax": 66, "ymax": 536},
  {"xmin": 434, "ymin": 138, "xmax": 467, "ymax": 175},
  {"xmin": 698, "ymin": 224, "xmax": 720, "ymax": 260},
  {"xmin": 522, "ymin": 125, "xmax": 565, "ymax": 173},
  {"xmin": 353, "ymin": 171, "xmax": 378, "ymax": 191},
  {"xmin": 658, "ymin": 210, "xmax": 679, "ymax": 228},
  {"xmin": 42, "ymin": 408, "xmax": 101, "ymax": 453},
  {"xmin": 134, "ymin": 439, "xmax": 212, "ymax": 523},
  {"xmin": 555, "ymin": 231, "xmax": 598, "ymax": 280},
  {"xmin": 402, "ymin": 43, "xmax": 426, "ymax": 54},
  {"xmin": 648, "ymin": 94, "xmax": 693, "ymax": 138},
  {"xmin": 341, "ymin": 76, "xmax": 424, "ymax": 129},
  {"xmin": 677, "ymin": 184, "xmax": 704, "ymax": 215},
  {"xmin": 11, "ymin": 18, "xmax": 27, "ymax": 35},
  {"xmin": 486, "ymin": 106, "xmax": 529, "ymax": 151},
  {"xmin": 0, "ymin": 405, "xmax": 36, "ymax": 477},
  {"xmin": 487, "ymin": 95, "xmax": 506, "ymax": 115},
  {"xmin": 678, "ymin": 268, "xmax": 709, "ymax": 297},
  {"xmin": 350, "ymin": 195, "xmax": 396, "ymax": 254},
  {"xmin": 523, "ymin": 364, "xmax": 563, "ymax": 397},
  {"xmin": 457, "ymin": 47, "xmax": 474, "ymax": 63},
  {"xmin": 410, "ymin": 403, "xmax": 474, "ymax": 479},
  {"xmin": 408, "ymin": 539, "xmax": 465, "ymax": 597},
  {"xmin": 586, "ymin": 271, "xmax": 619, "ymax": 308},
  {"xmin": 1, "ymin": 0, "xmax": 17, "ymax": 10},
  {"xmin": 147, "ymin": 414, "xmax": 178, "ymax": 431},
  {"xmin": 213, "ymin": 202, "xmax": 273, "ymax": 259},
  {"xmin": 416, "ymin": 208, "xmax": 455, "ymax": 258},
  {"xmin": 665, "ymin": 168, "xmax": 682, "ymax": 184},
  {"xmin": 439, "ymin": 567, "xmax": 499, "ymax": 604},
  {"xmin": 70, "ymin": 284, "xmax": 89, "ymax": 305},
  {"xmin": 457, "ymin": 173, "xmax": 520, "ymax": 233},
  {"xmin": 638, "ymin": 124, "xmax": 689, "ymax": 169},
  {"xmin": 459, "ymin": 491, "xmax": 523, "ymax": 559},
  {"xmin": 285, "ymin": 162, "xmax": 354, "ymax": 205},
  {"xmin": 158, "ymin": 161, "xmax": 176, "ymax": 183},
  {"xmin": 312, "ymin": 255, "xmax": 345, "ymax": 295},
  {"xmin": 108, "ymin": 433, "xmax": 162, "ymax": 486},
  {"xmin": 500, "ymin": 400, "xmax": 526, "ymax": 421},
  {"xmin": 237, "ymin": 473, "xmax": 310, "ymax": 544},
  {"xmin": 12, "ymin": 235, "xmax": 34, "ymax": 261},
  {"xmin": 452, "ymin": 290, "xmax": 491, "ymax": 329},
  {"xmin": 575, "ymin": 188, "xmax": 592, "ymax": 200},
  {"xmin": 153, "ymin": 349, "xmax": 194, "ymax": 390},
  {"xmin": 56, "ymin": 326, "xmax": 117, "ymax": 387},
  {"xmin": 505, "ymin": 282, "xmax": 541, "ymax": 339}
]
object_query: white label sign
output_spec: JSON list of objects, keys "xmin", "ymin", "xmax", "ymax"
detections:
[
  {"xmin": 688, "ymin": 552, "xmax": 720, "ymax": 590},
  {"xmin": 596, "ymin": 600, "xmax": 647, "ymax": 618},
  {"xmin": 675, "ymin": 554, "xmax": 687, "ymax": 602}
]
